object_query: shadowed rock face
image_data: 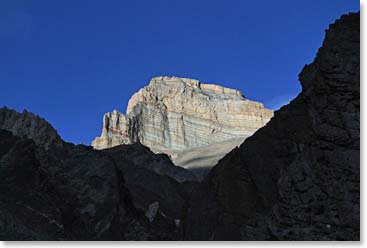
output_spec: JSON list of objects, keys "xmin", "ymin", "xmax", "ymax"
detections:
[
  {"xmin": 0, "ymin": 108, "xmax": 197, "ymax": 240},
  {"xmin": 0, "ymin": 130, "xmax": 150, "ymax": 240},
  {"xmin": 168, "ymin": 137, "xmax": 245, "ymax": 180},
  {"xmin": 0, "ymin": 107, "xmax": 63, "ymax": 150},
  {"xmin": 100, "ymin": 144, "xmax": 198, "ymax": 220},
  {"xmin": 101, "ymin": 143, "xmax": 197, "ymax": 183},
  {"xmin": 183, "ymin": 12, "xmax": 360, "ymax": 241}
]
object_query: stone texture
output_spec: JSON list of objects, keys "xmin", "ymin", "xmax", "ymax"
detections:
[
  {"xmin": 183, "ymin": 12, "xmax": 360, "ymax": 241},
  {"xmin": 92, "ymin": 77, "xmax": 273, "ymax": 153},
  {"xmin": 101, "ymin": 143, "xmax": 197, "ymax": 183},
  {"xmin": 0, "ymin": 130, "xmax": 151, "ymax": 240},
  {"xmin": 100, "ymin": 143, "xmax": 198, "ymax": 223},
  {"xmin": 92, "ymin": 110, "xmax": 131, "ymax": 149},
  {"xmin": 0, "ymin": 108, "xmax": 197, "ymax": 240},
  {"xmin": 0, "ymin": 107, "xmax": 63, "ymax": 150},
  {"xmin": 169, "ymin": 137, "xmax": 245, "ymax": 180}
]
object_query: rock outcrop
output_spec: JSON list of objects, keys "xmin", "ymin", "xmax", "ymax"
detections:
[
  {"xmin": 92, "ymin": 77, "xmax": 273, "ymax": 152},
  {"xmin": 0, "ymin": 107, "xmax": 197, "ymax": 240},
  {"xmin": 0, "ymin": 107, "xmax": 63, "ymax": 150},
  {"xmin": 92, "ymin": 110, "xmax": 132, "ymax": 149},
  {"xmin": 92, "ymin": 77, "xmax": 273, "ymax": 178},
  {"xmin": 183, "ymin": 12, "xmax": 360, "ymax": 241}
]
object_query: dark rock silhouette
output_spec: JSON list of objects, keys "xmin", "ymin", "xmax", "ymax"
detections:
[
  {"xmin": 0, "ymin": 109, "xmax": 196, "ymax": 240},
  {"xmin": 183, "ymin": 12, "xmax": 359, "ymax": 241}
]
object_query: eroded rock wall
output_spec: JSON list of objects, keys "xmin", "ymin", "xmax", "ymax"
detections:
[{"xmin": 92, "ymin": 77, "xmax": 273, "ymax": 153}]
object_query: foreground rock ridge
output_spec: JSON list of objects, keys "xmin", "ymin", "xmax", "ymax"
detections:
[
  {"xmin": 0, "ymin": 107, "xmax": 198, "ymax": 240},
  {"xmin": 183, "ymin": 12, "xmax": 360, "ymax": 240},
  {"xmin": 92, "ymin": 76, "xmax": 273, "ymax": 152}
]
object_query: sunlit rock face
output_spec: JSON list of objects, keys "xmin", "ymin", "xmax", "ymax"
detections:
[
  {"xmin": 92, "ymin": 109, "xmax": 132, "ymax": 149},
  {"xmin": 92, "ymin": 76, "xmax": 273, "ymax": 154}
]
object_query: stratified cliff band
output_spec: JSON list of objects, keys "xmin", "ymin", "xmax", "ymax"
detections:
[
  {"xmin": 93, "ymin": 77, "xmax": 273, "ymax": 152},
  {"xmin": 92, "ymin": 77, "xmax": 273, "ymax": 178}
]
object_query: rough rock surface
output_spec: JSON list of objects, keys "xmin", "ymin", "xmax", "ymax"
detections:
[
  {"xmin": 92, "ymin": 77, "xmax": 273, "ymax": 153},
  {"xmin": 0, "ymin": 108, "xmax": 197, "ymax": 240},
  {"xmin": 0, "ymin": 130, "xmax": 150, "ymax": 240},
  {"xmin": 101, "ymin": 144, "xmax": 198, "ymax": 220},
  {"xmin": 101, "ymin": 142, "xmax": 197, "ymax": 183},
  {"xmin": 92, "ymin": 110, "xmax": 132, "ymax": 149},
  {"xmin": 92, "ymin": 77, "xmax": 273, "ymax": 178},
  {"xmin": 183, "ymin": 12, "xmax": 360, "ymax": 241},
  {"xmin": 0, "ymin": 107, "xmax": 63, "ymax": 150},
  {"xmin": 169, "ymin": 137, "xmax": 245, "ymax": 180}
]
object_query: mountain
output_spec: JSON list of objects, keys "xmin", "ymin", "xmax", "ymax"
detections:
[
  {"xmin": 0, "ymin": 107, "xmax": 197, "ymax": 240},
  {"xmin": 0, "ymin": 12, "xmax": 359, "ymax": 241},
  {"xmin": 92, "ymin": 76, "xmax": 273, "ymax": 178},
  {"xmin": 183, "ymin": 12, "xmax": 360, "ymax": 241}
]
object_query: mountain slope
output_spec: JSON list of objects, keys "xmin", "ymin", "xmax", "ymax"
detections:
[
  {"xmin": 0, "ymin": 107, "xmax": 196, "ymax": 240},
  {"xmin": 183, "ymin": 12, "xmax": 360, "ymax": 241}
]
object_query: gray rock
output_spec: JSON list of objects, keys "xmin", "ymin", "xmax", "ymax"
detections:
[
  {"xmin": 92, "ymin": 77, "xmax": 273, "ymax": 174},
  {"xmin": 123, "ymin": 76, "xmax": 273, "ymax": 151},
  {"xmin": 0, "ymin": 107, "xmax": 63, "ymax": 150}
]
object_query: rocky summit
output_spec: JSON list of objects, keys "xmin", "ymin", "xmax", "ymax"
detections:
[{"xmin": 92, "ymin": 76, "xmax": 273, "ymax": 177}]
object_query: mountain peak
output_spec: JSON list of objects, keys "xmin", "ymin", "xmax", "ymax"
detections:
[{"xmin": 93, "ymin": 77, "xmax": 273, "ymax": 176}]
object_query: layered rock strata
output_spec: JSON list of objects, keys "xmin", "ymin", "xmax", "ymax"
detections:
[
  {"xmin": 183, "ymin": 12, "xmax": 360, "ymax": 241},
  {"xmin": 92, "ymin": 77, "xmax": 273, "ymax": 153}
]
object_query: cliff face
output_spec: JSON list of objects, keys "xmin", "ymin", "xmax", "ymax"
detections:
[
  {"xmin": 91, "ymin": 110, "xmax": 132, "ymax": 149},
  {"xmin": 183, "ymin": 12, "xmax": 360, "ymax": 240},
  {"xmin": 92, "ymin": 76, "xmax": 273, "ymax": 152}
]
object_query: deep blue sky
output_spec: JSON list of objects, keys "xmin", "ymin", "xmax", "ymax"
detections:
[{"xmin": 0, "ymin": 1, "xmax": 359, "ymax": 144}]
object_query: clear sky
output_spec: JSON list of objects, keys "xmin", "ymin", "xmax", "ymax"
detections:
[{"xmin": 0, "ymin": 0, "xmax": 359, "ymax": 145}]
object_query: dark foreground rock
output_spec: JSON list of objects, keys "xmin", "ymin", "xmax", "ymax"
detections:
[
  {"xmin": 183, "ymin": 12, "xmax": 360, "ymax": 241},
  {"xmin": 0, "ymin": 110, "xmax": 197, "ymax": 240}
]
